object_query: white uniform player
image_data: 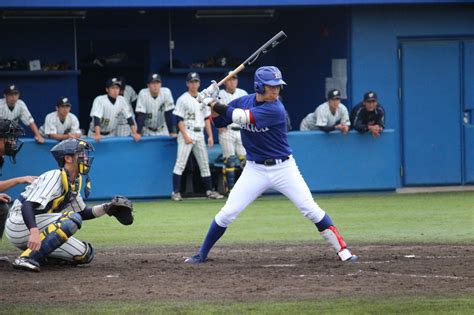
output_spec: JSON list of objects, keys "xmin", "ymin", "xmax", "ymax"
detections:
[
  {"xmin": 116, "ymin": 82, "xmax": 138, "ymax": 137},
  {"xmin": 171, "ymin": 72, "xmax": 223, "ymax": 201},
  {"xmin": 40, "ymin": 97, "xmax": 82, "ymax": 140},
  {"xmin": 217, "ymin": 73, "xmax": 247, "ymax": 192},
  {"xmin": 87, "ymin": 78, "xmax": 141, "ymax": 142},
  {"xmin": 315, "ymin": 89, "xmax": 350, "ymax": 133},
  {"xmin": 136, "ymin": 73, "xmax": 176, "ymax": 136},
  {"xmin": 185, "ymin": 66, "xmax": 357, "ymax": 264},
  {"xmin": 0, "ymin": 84, "xmax": 44, "ymax": 143}
]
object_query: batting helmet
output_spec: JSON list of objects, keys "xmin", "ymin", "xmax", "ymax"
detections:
[
  {"xmin": 0, "ymin": 119, "xmax": 25, "ymax": 163},
  {"xmin": 51, "ymin": 139, "xmax": 95, "ymax": 174},
  {"xmin": 254, "ymin": 66, "xmax": 286, "ymax": 94}
]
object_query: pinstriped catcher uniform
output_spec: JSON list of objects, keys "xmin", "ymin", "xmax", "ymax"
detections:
[
  {"xmin": 173, "ymin": 91, "xmax": 211, "ymax": 177},
  {"xmin": 116, "ymin": 85, "xmax": 138, "ymax": 137},
  {"xmin": 5, "ymin": 169, "xmax": 91, "ymax": 263},
  {"xmin": 136, "ymin": 87, "xmax": 175, "ymax": 136}
]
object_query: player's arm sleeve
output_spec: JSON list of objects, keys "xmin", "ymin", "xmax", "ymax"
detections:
[
  {"xmin": 135, "ymin": 92, "xmax": 146, "ymax": 114},
  {"xmin": 172, "ymin": 99, "xmax": 185, "ymax": 119},
  {"xmin": 136, "ymin": 112, "xmax": 146, "ymax": 133},
  {"xmin": 71, "ymin": 115, "xmax": 82, "ymax": 134},
  {"xmin": 342, "ymin": 106, "xmax": 351, "ymax": 126},
  {"xmin": 21, "ymin": 201, "xmax": 41, "ymax": 230},
  {"xmin": 351, "ymin": 106, "xmax": 368, "ymax": 133},
  {"xmin": 315, "ymin": 107, "xmax": 329, "ymax": 127},
  {"xmin": 25, "ymin": 172, "xmax": 62, "ymax": 208},
  {"xmin": 238, "ymin": 102, "xmax": 285, "ymax": 129},
  {"xmin": 90, "ymin": 98, "xmax": 103, "ymax": 118},
  {"xmin": 20, "ymin": 103, "xmax": 35, "ymax": 125},
  {"xmin": 165, "ymin": 110, "xmax": 174, "ymax": 133},
  {"xmin": 376, "ymin": 105, "xmax": 385, "ymax": 129},
  {"xmin": 318, "ymin": 125, "xmax": 336, "ymax": 132},
  {"xmin": 164, "ymin": 89, "xmax": 175, "ymax": 111}
]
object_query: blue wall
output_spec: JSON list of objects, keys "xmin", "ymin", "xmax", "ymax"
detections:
[
  {"xmin": 2, "ymin": 131, "xmax": 397, "ymax": 200},
  {"xmin": 350, "ymin": 4, "xmax": 474, "ymax": 187}
]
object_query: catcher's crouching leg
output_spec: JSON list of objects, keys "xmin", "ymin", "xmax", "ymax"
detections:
[{"xmin": 13, "ymin": 211, "xmax": 84, "ymax": 271}]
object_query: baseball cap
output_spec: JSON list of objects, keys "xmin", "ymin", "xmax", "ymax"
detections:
[
  {"xmin": 4, "ymin": 84, "xmax": 19, "ymax": 95},
  {"xmin": 105, "ymin": 77, "xmax": 122, "ymax": 88},
  {"xmin": 364, "ymin": 91, "xmax": 378, "ymax": 101},
  {"xmin": 56, "ymin": 97, "xmax": 71, "ymax": 107},
  {"xmin": 186, "ymin": 72, "xmax": 200, "ymax": 82},
  {"xmin": 327, "ymin": 89, "xmax": 341, "ymax": 100},
  {"xmin": 148, "ymin": 73, "xmax": 162, "ymax": 83}
]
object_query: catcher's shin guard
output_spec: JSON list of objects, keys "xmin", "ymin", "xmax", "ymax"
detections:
[
  {"xmin": 20, "ymin": 211, "xmax": 82, "ymax": 262},
  {"xmin": 73, "ymin": 241, "xmax": 95, "ymax": 264}
]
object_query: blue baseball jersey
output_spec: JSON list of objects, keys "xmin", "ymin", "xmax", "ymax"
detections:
[{"xmin": 214, "ymin": 93, "xmax": 292, "ymax": 161}]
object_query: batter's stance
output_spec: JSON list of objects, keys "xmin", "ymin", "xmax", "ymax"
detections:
[{"xmin": 186, "ymin": 66, "xmax": 357, "ymax": 263}]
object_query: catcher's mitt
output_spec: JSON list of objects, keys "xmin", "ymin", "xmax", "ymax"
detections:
[{"xmin": 106, "ymin": 195, "xmax": 134, "ymax": 225}]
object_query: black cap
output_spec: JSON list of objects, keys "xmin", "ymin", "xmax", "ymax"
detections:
[
  {"xmin": 364, "ymin": 91, "xmax": 378, "ymax": 101},
  {"xmin": 56, "ymin": 97, "xmax": 71, "ymax": 107},
  {"xmin": 148, "ymin": 73, "xmax": 162, "ymax": 83},
  {"xmin": 4, "ymin": 84, "xmax": 19, "ymax": 95},
  {"xmin": 186, "ymin": 72, "xmax": 200, "ymax": 82},
  {"xmin": 105, "ymin": 77, "xmax": 122, "ymax": 88},
  {"xmin": 327, "ymin": 89, "xmax": 341, "ymax": 100}
]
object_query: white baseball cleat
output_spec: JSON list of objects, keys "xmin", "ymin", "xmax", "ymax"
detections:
[
  {"xmin": 171, "ymin": 192, "xmax": 183, "ymax": 201},
  {"xmin": 206, "ymin": 190, "xmax": 224, "ymax": 200},
  {"xmin": 12, "ymin": 256, "xmax": 40, "ymax": 272}
]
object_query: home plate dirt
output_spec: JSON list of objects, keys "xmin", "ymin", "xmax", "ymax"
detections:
[{"xmin": 0, "ymin": 244, "xmax": 472, "ymax": 303}]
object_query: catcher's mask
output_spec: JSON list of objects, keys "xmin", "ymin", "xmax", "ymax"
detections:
[
  {"xmin": 51, "ymin": 139, "xmax": 95, "ymax": 174},
  {"xmin": 0, "ymin": 119, "xmax": 24, "ymax": 164}
]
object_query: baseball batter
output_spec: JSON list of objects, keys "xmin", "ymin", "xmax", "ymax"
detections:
[
  {"xmin": 185, "ymin": 66, "xmax": 357, "ymax": 263},
  {"xmin": 217, "ymin": 73, "xmax": 248, "ymax": 192},
  {"xmin": 5, "ymin": 139, "xmax": 131, "ymax": 272},
  {"xmin": 40, "ymin": 97, "xmax": 82, "ymax": 140},
  {"xmin": 0, "ymin": 119, "xmax": 36, "ymax": 262},
  {"xmin": 116, "ymin": 78, "xmax": 138, "ymax": 137},
  {"xmin": 171, "ymin": 72, "xmax": 223, "ymax": 201},
  {"xmin": 136, "ymin": 73, "xmax": 176, "ymax": 136},
  {"xmin": 0, "ymin": 84, "xmax": 44, "ymax": 143},
  {"xmin": 87, "ymin": 78, "xmax": 141, "ymax": 142}
]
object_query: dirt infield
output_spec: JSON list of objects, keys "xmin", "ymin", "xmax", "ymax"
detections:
[{"xmin": 0, "ymin": 244, "xmax": 472, "ymax": 303}]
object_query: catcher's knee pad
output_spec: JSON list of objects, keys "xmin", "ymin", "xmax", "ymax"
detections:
[{"xmin": 73, "ymin": 241, "xmax": 95, "ymax": 264}]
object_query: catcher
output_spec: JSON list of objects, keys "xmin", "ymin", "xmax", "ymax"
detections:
[{"xmin": 5, "ymin": 138, "xmax": 133, "ymax": 272}]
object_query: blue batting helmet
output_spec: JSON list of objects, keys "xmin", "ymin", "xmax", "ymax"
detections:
[{"xmin": 254, "ymin": 66, "xmax": 286, "ymax": 94}]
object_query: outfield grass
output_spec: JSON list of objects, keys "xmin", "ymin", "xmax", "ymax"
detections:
[
  {"xmin": 1, "ymin": 191, "xmax": 473, "ymax": 251},
  {"xmin": 2, "ymin": 296, "xmax": 473, "ymax": 315}
]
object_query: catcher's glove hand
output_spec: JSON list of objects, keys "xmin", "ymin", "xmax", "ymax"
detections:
[{"xmin": 105, "ymin": 195, "xmax": 134, "ymax": 225}]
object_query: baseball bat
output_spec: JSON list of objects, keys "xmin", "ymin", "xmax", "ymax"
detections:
[{"xmin": 216, "ymin": 30, "xmax": 287, "ymax": 87}]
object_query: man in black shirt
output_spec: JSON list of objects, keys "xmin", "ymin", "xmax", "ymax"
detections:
[{"xmin": 350, "ymin": 91, "xmax": 385, "ymax": 137}]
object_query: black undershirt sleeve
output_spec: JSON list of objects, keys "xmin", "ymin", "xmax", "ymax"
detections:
[
  {"xmin": 164, "ymin": 110, "xmax": 174, "ymax": 133},
  {"xmin": 318, "ymin": 125, "xmax": 336, "ymax": 132},
  {"xmin": 93, "ymin": 116, "xmax": 101, "ymax": 127},
  {"xmin": 136, "ymin": 113, "xmax": 146, "ymax": 133},
  {"xmin": 21, "ymin": 201, "xmax": 40, "ymax": 230},
  {"xmin": 212, "ymin": 102, "xmax": 228, "ymax": 117},
  {"xmin": 79, "ymin": 207, "xmax": 95, "ymax": 220},
  {"xmin": 127, "ymin": 117, "xmax": 134, "ymax": 126}
]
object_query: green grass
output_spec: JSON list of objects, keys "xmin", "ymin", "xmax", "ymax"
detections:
[
  {"xmin": 1, "ymin": 296, "xmax": 473, "ymax": 314},
  {"xmin": 1, "ymin": 191, "xmax": 473, "ymax": 251}
]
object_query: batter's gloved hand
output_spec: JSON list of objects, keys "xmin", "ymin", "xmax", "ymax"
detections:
[
  {"xmin": 199, "ymin": 80, "xmax": 219, "ymax": 100},
  {"xmin": 104, "ymin": 195, "xmax": 134, "ymax": 225}
]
